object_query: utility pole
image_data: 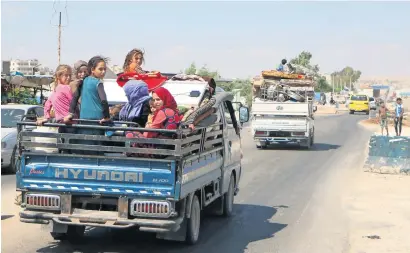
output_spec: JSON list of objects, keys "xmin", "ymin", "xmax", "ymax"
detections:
[{"xmin": 58, "ymin": 12, "xmax": 62, "ymax": 65}]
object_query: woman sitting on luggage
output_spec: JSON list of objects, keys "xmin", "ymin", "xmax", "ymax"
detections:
[{"xmin": 119, "ymin": 80, "xmax": 152, "ymax": 127}]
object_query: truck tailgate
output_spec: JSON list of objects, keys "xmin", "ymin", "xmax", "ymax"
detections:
[
  {"xmin": 252, "ymin": 118, "xmax": 307, "ymax": 131},
  {"xmin": 17, "ymin": 154, "xmax": 176, "ymax": 198}
]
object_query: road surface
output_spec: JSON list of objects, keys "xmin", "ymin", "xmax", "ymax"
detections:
[{"xmin": 1, "ymin": 113, "xmax": 371, "ymax": 253}]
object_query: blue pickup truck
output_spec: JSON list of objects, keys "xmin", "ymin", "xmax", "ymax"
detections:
[{"xmin": 16, "ymin": 92, "xmax": 249, "ymax": 245}]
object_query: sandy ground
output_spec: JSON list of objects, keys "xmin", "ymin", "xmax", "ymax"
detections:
[
  {"xmin": 359, "ymin": 118, "xmax": 410, "ymax": 136},
  {"xmin": 315, "ymin": 104, "xmax": 348, "ymax": 115},
  {"xmin": 342, "ymin": 119, "xmax": 410, "ymax": 253}
]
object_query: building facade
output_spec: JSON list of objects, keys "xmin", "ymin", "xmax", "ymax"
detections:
[{"xmin": 9, "ymin": 59, "xmax": 40, "ymax": 75}]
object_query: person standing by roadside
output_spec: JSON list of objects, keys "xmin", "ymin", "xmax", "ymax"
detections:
[
  {"xmin": 378, "ymin": 101, "xmax": 389, "ymax": 136},
  {"xmin": 394, "ymin": 97, "xmax": 404, "ymax": 136}
]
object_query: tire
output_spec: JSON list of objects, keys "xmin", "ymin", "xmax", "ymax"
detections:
[
  {"xmin": 223, "ymin": 174, "xmax": 235, "ymax": 217},
  {"xmin": 186, "ymin": 195, "xmax": 201, "ymax": 245},
  {"xmin": 310, "ymin": 131, "xmax": 314, "ymax": 147},
  {"xmin": 50, "ymin": 232, "xmax": 67, "ymax": 240},
  {"xmin": 349, "ymin": 110, "xmax": 354, "ymax": 114},
  {"xmin": 9, "ymin": 146, "xmax": 17, "ymax": 174},
  {"xmin": 303, "ymin": 137, "xmax": 312, "ymax": 150},
  {"xmin": 365, "ymin": 111, "xmax": 369, "ymax": 115}
]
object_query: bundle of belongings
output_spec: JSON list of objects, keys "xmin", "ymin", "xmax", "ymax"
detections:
[
  {"xmin": 170, "ymin": 74, "xmax": 206, "ymax": 82},
  {"xmin": 253, "ymin": 64, "xmax": 316, "ymax": 103},
  {"xmin": 112, "ymin": 72, "xmax": 221, "ymax": 132}
]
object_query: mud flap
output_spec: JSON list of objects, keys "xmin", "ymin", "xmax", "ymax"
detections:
[
  {"xmin": 156, "ymin": 219, "xmax": 187, "ymax": 242},
  {"xmin": 46, "ymin": 221, "xmax": 68, "ymax": 233},
  {"xmin": 364, "ymin": 135, "xmax": 410, "ymax": 174}
]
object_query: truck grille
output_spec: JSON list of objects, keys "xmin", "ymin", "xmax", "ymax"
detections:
[
  {"xmin": 26, "ymin": 194, "xmax": 61, "ymax": 210},
  {"xmin": 129, "ymin": 200, "xmax": 171, "ymax": 218}
]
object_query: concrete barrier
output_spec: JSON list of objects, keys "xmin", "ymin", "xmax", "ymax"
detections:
[{"xmin": 364, "ymin": 135, "xmax": 410, "ymax": 175}]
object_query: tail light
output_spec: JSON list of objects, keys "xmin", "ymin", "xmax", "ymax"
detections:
[
  {"xmin": 255, "ymin": 131, "xmax": 268, "ymax": 136},
  {"xmin": 26, "ymin": 194, "xmax": 61, "ymax": 210},
  {"xmin": 130, "ymin": 200, "xmax": 172, "ymax": 218},
  {"xmin": 292, "ymin": 132, "xmax": 305, "ymax": 136}
]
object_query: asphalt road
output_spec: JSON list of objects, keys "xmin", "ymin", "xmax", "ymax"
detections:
[{"xmin": 1, "ymin": 113, "xmax": 371, "ymax": 253}]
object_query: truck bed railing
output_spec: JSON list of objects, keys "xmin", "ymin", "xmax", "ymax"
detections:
[{"xmin": 17, "ymin": 121, "xmax": 223, "ymax": 159}]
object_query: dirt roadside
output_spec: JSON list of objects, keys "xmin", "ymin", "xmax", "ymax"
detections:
[{"xmin": 342, "ymin": 119, "xmax": 410, "ymax": 253}]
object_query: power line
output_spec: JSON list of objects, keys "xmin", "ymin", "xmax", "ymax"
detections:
[{"xmin": 50, "ymin": 0, "xmax": 69, "ymax": 65}]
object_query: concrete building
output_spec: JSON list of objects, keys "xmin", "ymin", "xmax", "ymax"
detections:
[{"xmin": 9, "ymin": 59, "xmax": 41, "ymax": 75}]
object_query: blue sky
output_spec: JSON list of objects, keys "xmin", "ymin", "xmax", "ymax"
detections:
[{"xmin": 1, "ymin": 1, "xmax": 409, "ymax": 79}]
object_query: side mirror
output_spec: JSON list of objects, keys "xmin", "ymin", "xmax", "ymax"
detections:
[
  {"xmin": 23, "ymin": 114, "xmax": 37, "ymax": 121},
  {"xmin": 313, "ymin": 105, "xmax": 317, "ymax": 112},
  {"xmin": 189, "ymin": 90, "xmax": 201, "ymax": 97},
  {"xmin": 239, "ymin": 106, "xmax": 250, "ymax": 123}
]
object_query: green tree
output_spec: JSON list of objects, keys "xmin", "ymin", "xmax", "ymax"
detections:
[
  {"xmin": 316, "ymin": 77, "xmax": 332, "ymax": 92},
  {"xmin": 331, "ymin": 66, "xmax": 361, "ymax": 90},
  {"xmin": 289, "ymin": 51, "xmax": 313, "ymax": 67},
  {"xmin": 184, "ymin": 62, "xmax": 220, "ymax": 79},
  {"xmin": 183, "ymin": 63, "xmax": 252, "ymax": 106},
  {"xmin": 290, "ymin": 51, "xmax": 333, "ymax": 92},
  {"xmin": 184, "ymin": 62, "xmax": 197, "ymax": 75}
]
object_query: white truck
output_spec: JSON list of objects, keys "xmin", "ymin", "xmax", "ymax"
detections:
[{"xmin": 251, "ymin": 78, "xmax": 316, "ymax": 149}]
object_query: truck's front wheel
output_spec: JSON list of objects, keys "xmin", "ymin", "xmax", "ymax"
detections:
[
  {"xmin": 223, "ymin": 174, "xmax": 235, "ymax": 217},
  {"xmin": 186, "ymin": 195, "xmax": 201, "ymax": 245}
]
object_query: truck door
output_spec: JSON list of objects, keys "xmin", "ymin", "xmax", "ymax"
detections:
[{"xmin": 221, "ymin": 101, "xmax": 242, "ymax": 191}]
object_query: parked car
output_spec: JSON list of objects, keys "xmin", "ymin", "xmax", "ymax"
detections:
[{"xmin": 1, "ymin": 104, "xmax": 44, "ymax": 173}]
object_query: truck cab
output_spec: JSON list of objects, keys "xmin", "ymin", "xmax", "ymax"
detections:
[{"xmin": 15, "ymin": 79, "xmax": 250, "ymax": 245}]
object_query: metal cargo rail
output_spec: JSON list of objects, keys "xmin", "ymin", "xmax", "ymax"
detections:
[{"xmin": 17, "ymin": 120, "xmax": 224, "ymax": 159}]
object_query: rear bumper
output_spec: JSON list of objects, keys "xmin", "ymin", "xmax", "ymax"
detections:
[
  {"xmin": 254, "ymin": 136, "xmax": 308, "ymax": 144},
  {"xmin": 349, "ymin": 106, "xmax": 369, "ymax": 111},
  {"xmin": 19, "ymin": 206, "xmax": 185, "ymax": 233}
]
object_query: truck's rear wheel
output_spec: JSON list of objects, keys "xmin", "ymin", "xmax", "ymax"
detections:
[
  {"xmin": 186, "ymin": 195, "xmax": 201, "ymax": 245},
  {"xmin": 256, "ymin": 144, "xmax": 267, "ymax": 149},
  {"xmin": 301, "ymin": 137, "xmax": 312, "ymax": 150},
  {"xmin": 223, "ymin": 174, "xmax": 235, "ymax": 217},
  {"xmin": 50, "ymin": 232, "xmax": 66, "ymax": 240}
]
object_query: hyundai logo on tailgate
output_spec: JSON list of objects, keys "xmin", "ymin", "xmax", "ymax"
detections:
[
  {"xmin": 55, "ymin": 168, "xmax": 144, "ymax": 183},
  {"xmin": 276, "ymin": 106, "xmax": 284, "ymax": 110}
]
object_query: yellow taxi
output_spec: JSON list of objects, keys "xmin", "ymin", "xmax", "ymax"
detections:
[{"xmin": 349, "ymin": 94, "xmax": 370, "ymax": 115}]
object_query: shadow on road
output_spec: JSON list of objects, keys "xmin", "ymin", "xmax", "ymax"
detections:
[
  {"xmin": 1, "ymin": 170, "xmax": 15, "ymax": 176},
  {"xmin": 1, "ymin": 215, "xmax": 14, "ymax": 220},
  {"xmin": 35, "ymin": 204, "xmax": 287, "ymax": 253},
  {"xmin": 260, "ymin": 143, "xmax": 341, "ymax": 151}
]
